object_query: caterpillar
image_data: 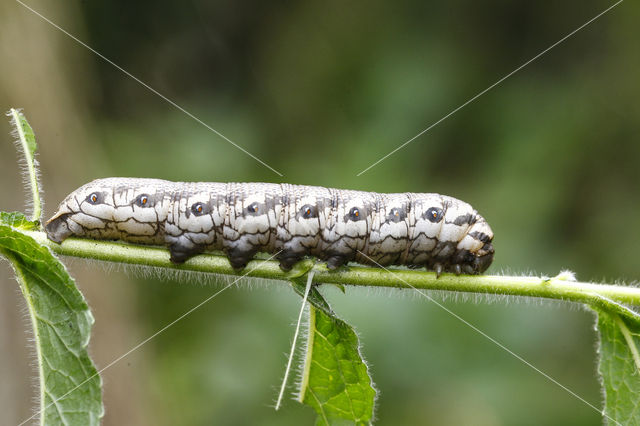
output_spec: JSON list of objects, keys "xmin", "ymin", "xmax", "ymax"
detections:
[{"xmin": 45, "ymin": 178, "xmax": 495, "ymax": 275}]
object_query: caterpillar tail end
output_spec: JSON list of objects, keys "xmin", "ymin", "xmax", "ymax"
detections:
[{"xmin": 473, "ymin": 243, "xmax": 494, "ymax": 274}]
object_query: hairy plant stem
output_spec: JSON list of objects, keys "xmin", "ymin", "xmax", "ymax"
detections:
[{"xmin": 21, "ymin": 229, "xmax": 640, "ymax": 307}]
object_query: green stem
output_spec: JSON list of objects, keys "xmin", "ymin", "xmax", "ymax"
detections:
[{"xmin": 21, "ymin": 229, "xmax": 640, "ymax": 306}]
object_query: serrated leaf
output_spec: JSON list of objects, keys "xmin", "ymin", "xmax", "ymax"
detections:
[
  {"xmin": 596, "ymin": 307, "xmax": 640, "ymax": 425},
  {"xmin": 290, "ymin": 279, "xmax": 334, "ymax": 316},
  {"xmin": 1, "ymin": 211, "xmax": 38, "ymax": 230},
  {"xmin": 298, "ymin": 295, "xmax": 376, "ymax": 425},
  {"xmin": 0, "ymin": 212, "xmax": 103, "ymax": 425}
]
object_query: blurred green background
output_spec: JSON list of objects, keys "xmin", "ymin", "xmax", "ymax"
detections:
[{"xmin": 1, "ymin": 1, "xmax": 638, "ymax": 425}]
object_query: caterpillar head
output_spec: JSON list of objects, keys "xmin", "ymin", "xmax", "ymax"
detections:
[{"xmin": 45, "ymin": 178, "xmax": 168, "ymax": 244}]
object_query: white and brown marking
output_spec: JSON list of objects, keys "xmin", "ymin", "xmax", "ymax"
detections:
[{"xmin": 45, "ymin": 178, "xmax": 495, "ymax": 274}]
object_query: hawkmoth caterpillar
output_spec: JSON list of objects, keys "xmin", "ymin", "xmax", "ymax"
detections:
[{"xmin": 45, "ymin": 178, "xmax": 495, "ymax": 275}]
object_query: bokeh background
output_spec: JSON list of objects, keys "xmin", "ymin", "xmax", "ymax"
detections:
[{"xmin": 1, "ymin": 1, "xmax": 639, "ymax": 424}]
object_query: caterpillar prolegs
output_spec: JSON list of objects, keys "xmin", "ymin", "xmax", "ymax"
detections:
[{"xmin": 45, "ymin": 178, "xmax": 495, "ymax": 275}]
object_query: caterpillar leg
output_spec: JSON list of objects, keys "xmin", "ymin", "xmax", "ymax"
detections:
[
  {"xmin": 277, "ymin": 252, "xmax": 305, "ymax": 272},
  {"xmin": 434, "ymin": 263, "xmax": 444, "ymax": 278},
  {"xmin": 169, "ymin": 241, "xmax": 203, "ymax": 264},
  {"xmin": 225, "ymin": 247, "xmax": 258, "ymax": 270},
  {"xmin": 325, "ymin": 254, "xmax": 350, "ymax": 270}
]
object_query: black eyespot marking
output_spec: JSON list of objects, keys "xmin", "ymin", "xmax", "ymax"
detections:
[
  {"xmin": 191, "ymin": 202, "xmax": 210, "ymax": 217},
  {"xmin": 246, "ymin": 202, "xmax": 261, "ymax": 216},
  {"xmin": 387, "ymin": 207, "xmax": 406, "ymax": 223},
  {"xmin": 423, "ymin": 207, "xmax": 444, "ymax": 223},
  {"xmin": 134, "ymin": 193, "xmax": 152, "ymax": 208},
  {"xmin": 299, "ymin": 204, "xmax": 318, "ymax": 219},
  {"xmin": 346, "ymin": 206, "xmax": 365, "ymax": 222},
  {"xmin": 86, "ymin": 192, "xmax": 104, "ymax": 205}
]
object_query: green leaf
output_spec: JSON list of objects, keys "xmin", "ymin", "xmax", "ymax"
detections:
[
  {"xmin": 11, "ymin": 108, "xmax": 37, "ymax": 154},
  {"xmin": 596, "ymin": 306, "xmax": 640, "ymax": 425},
  {"xmin": 8, "ymin": 108, "xmax": 42, "ymax": 222},
  {"xmin": 289, "ymin": 279, "xmax": 334, "ymax": 316},
  {"xmin": 298, "ymin": 295, "xmax": 376, "ymax": 425},
  {"xmin": 1, "ymin": 211, "xmax": 38, "ymax": 230},
  {"xmin": 0, "ymin": 212, "xmax": 103, "ymax": 425}
]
